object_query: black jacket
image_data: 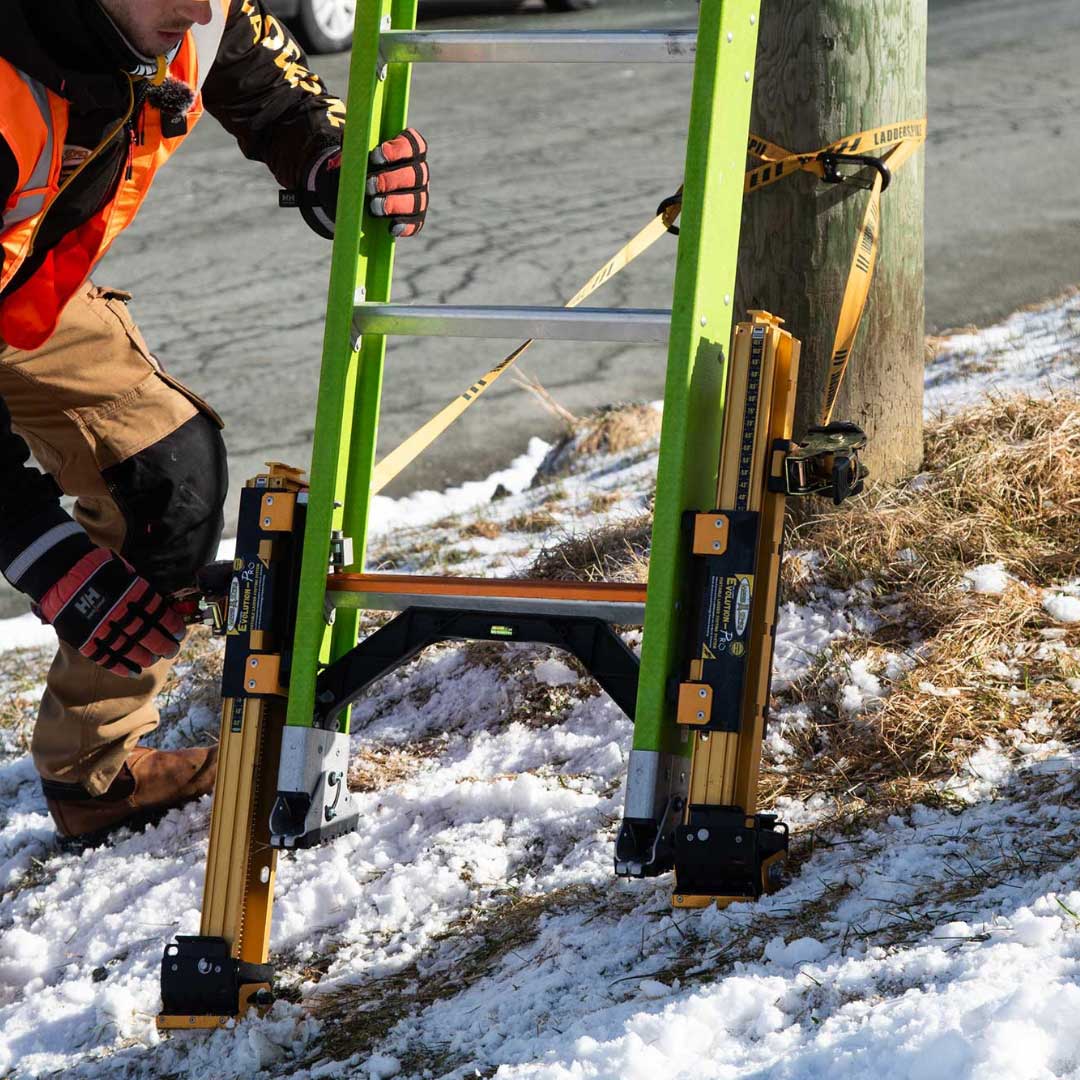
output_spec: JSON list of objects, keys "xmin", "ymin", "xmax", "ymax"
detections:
[{"xmin": 0, "ymin": 0, "xmax": 343, "ymax": 599}]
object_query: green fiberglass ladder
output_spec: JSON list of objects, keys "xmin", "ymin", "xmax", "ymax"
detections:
[{"xmin": 158, "ymin": 0, "xmax": 856, "ymax": 1028}]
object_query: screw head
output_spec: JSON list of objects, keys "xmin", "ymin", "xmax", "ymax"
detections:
[
  {"xmin": 700, "ymin": 315, "xmax": 707, "ymax": 327},
  {"xmin": 250, "ymin": 658, "xmax": 259, "ymax": 667},
  {"xmin": 698, "ymin": 828, "xmax": 710, "ymax": 841},
  {"xmin": 698, "ymin": 688, "xmax": 708, "ymax": 699},
  {"xmin": 247, "ymin": 679, "xmax": 257, "ymax": 689},
  {"xmin": 262, "ymin": 517, "xmax": 272, "ymax": 527},
  {"xmin": 696, "ymin": 711, "xmax": 705, "ymax": 720},
  {"xmin": 712, "ymin": 541, "xmax": 721, "ymax": 550},
  {"xmin": 266, "ymin": 496, "xmax": 274, "ymax": 505},
  {"xmin": 727, "ymin": 31, "xmax": 734, "ymax": 42}
]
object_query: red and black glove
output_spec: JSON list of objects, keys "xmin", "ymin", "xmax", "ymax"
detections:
[
  {"xmin": 284, "ymin": 128, "xmax": 430, "ymax": 240},
  {"xmin": 365, "ymin": 128, "xmax": 429, "ymax": 237},
  {"xmin": 38, "ymin": 549, "xmax": 185, "ymax": 678}
]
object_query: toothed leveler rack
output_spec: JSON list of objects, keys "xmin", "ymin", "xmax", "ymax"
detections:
[{"xmin": 158, "ymin": 0, "xmax": 867, "ymax": 1028}]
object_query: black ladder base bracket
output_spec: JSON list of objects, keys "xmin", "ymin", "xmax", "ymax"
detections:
[
  {"xmin": 614, "ymin": 792, "xmax": 684, "ymax": 878},
  {"xmin": 313, "ymin": 605, "xmax": 641, "ymax": 731},
  {"xmin": 672, "ymin": 807, "xmax": 789, "ymax": 907},
  {"xmin": 157, "ymin": 936, "xmax": 274, "ymax": 1028},
  {"xmin": 272, "ymin": 604, "xmax": 640, "ymax": 851}
]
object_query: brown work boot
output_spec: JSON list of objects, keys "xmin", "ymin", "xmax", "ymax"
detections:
[{"xmin": 43, "ymin": 745, "xmax": 218, "ymax": 845}]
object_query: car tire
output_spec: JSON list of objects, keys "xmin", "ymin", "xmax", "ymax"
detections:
[
  {"xmin": 293, "ymin": 0, "xmax": 355, "ymax": 54},
  {"xmin": 544, "ymin": 0, "xmax": 599, "ymax": 10}
]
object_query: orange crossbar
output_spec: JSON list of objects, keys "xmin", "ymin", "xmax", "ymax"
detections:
[{"xmin": 325, "ymin": 573, "xmax": 647, "ymax": 605}]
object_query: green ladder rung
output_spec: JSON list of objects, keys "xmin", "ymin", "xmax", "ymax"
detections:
[{"xmin": 379, "ymin": 29, "xmax": 698, "ymax": 64}]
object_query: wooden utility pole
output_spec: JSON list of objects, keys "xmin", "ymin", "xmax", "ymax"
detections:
[{"xmin": 736, "ymin": 0, "xmax": 928, "ymax": 483}]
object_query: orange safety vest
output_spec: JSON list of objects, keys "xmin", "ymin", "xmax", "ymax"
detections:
[{"xmin": 0, "ymin": 0, "xmax": 230, "ymax": 351}]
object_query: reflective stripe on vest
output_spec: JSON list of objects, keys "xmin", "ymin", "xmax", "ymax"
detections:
[{"xmin": 4, "ymin": 72, "xmax": 53, "ymax": 229}]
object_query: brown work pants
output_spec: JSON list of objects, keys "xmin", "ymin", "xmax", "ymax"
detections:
[{"xmin": 0, "ymin": 283, "xmax": 224, "ymax": 795}]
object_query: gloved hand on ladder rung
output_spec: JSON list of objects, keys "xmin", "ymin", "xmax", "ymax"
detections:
[{"xmin": 293, "ymin": 128, "xmax": 430, "ymax": 239}]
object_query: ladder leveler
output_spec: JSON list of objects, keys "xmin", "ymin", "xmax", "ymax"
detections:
[{"xmin": 158, "ymin": 0, "xmax": 866, "ymax": 1028}]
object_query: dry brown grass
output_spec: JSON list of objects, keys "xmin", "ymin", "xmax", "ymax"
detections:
[
  {"xmin": 506, "ymin": 509, "xmax": 561, "ymax": 534},
  {"xmin": 348, "ymin": 746, "xmax": 428, "ymax": 793},
  {"xmin": 762, "ymin": 586, "xmax": 1080, "ymax": 822},
  {"xmin": 0, "ymin": 645, "xmax": 52, "ymax": 757},
  {"xmin": 158, "ymin": 625, "xmax": 224, "ymax": 722},
  {"xmin": 760, "ymin": 397, "xmax": 1080, "ymax": 824},
  {"xmin": 532, "ymin": 403, "xmax": 663, "ymax": 485},
  {"xmin": 527, "ymin": 514, "xmax": 652, "ymax": 583},
  {"xmin": 785, "ymin": 396, "xmax": 1080, "ymax": 623},
  {"xmin": 572, "ymin": 404, "xmax": 662, "ymax": 458},
  {"xmin": 462, "ymin": 518, "xmax": 503, "ymax": 540}
]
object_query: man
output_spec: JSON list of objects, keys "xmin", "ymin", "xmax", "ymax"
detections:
[{"xmin": 0, "ymin": 0, "xmax": 430, "ymax": 842}]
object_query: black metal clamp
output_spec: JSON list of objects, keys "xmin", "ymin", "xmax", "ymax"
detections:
[
  {"xmin": 770, "ymin": 421, "xmax": 869, "ymax": 505},
  {"xmin": 818, "ymin": 151, "xmax": 892, "ymax": 192}
]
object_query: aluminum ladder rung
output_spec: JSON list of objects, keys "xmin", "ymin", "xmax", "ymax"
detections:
[
  {"xmin": 326, "ymin": 572, "xmax": 648, "ymax": 625},
  {"xmin": 380, "ymin": 30, "xmax": 697, "ymax": 65},
  {"xmin": 352, "ymin": 303, "xmax": 671, "ymax": 344}
]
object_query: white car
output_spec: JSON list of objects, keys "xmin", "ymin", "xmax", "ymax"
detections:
[{"xmin": 271, "ymin": 0, "xmax": 599, "ymax": 55}]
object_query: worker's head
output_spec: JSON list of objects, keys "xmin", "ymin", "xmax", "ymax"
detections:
[{"xmin": 95, "ymin": 0, "xmax": 212, "ymax": 59}]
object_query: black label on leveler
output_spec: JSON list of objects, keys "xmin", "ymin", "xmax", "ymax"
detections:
[
  {"xmin": 227, "ymin": 556, "xmax": 274, "ymax": 637},
  {"xmin": 688, "ymin": 510, "xmax": 760, "ymax": 732},
  {"xmin": 221, "ymin": 486, "xmax": 286, "ymax": 699}
]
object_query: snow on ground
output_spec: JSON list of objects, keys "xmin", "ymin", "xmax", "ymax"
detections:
[
  {"xmin": 924, "ymin": 288, "xmax": 1080, "ymax": 414},
  {"xmin": 1, "ymin": 292, "xmax": 1079, "ymax": 1079}
]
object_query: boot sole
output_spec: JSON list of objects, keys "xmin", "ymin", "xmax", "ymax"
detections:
[{"xmin": 55, "ymin": 805, "xmax": 173, "ymax": 853}]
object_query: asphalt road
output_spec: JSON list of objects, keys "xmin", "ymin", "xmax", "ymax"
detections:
[
  {"xmin": 0, "ymin": 0, "xmax": 1075, "ymax": 621},
  {"xmin": 95, "ymin": 0, "xmax": 1080, "ymax": 515}
]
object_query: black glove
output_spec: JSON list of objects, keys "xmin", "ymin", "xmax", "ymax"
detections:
[{"xmin": 283, "ymin": 129, "xmax": 430, "ymax": 240}]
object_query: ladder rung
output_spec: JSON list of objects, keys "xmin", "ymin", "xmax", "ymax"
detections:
[
  {"xmin": 380, "ymin": 30, "xmax": 697, "ymax": 65},
  {"xmin": 353, "ymin": 303, "xmax": 671, "ymax": 344},
  {"xmin": 326, "ymin": 572, "xmax": 647, "ymax": 625}
]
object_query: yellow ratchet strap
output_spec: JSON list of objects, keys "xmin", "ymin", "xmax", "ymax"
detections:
[
  {"xmin": 369, "ymin": 194, "xmax": 682, "ymax": 495},
  {"xmin": 745, "ymin": 118, "xmax": 928, "ymax": 423},
  {"xmin": 374, "ymin": 116, "xmax": 924, "ymax": 488}
]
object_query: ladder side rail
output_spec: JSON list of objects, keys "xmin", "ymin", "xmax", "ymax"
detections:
[
  {"xmin": 284, "ymin": 0, "xmax": 417, "ymax": 738},
  {"xmin": 620, "ymin": 0, "xmax": 764, "ymax": 872},
  {"xmin": 337, "ymin": 0, "xmax": 423, "ymax": 679}
]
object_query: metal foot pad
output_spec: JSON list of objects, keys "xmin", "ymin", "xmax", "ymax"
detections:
[
  {"xmin": 157, "ymin": 936, "xmax": 274, "ymax": 1027},
  {"xmin": 269, "ymin": 727, "xmax": 360, "ymax": 849}
]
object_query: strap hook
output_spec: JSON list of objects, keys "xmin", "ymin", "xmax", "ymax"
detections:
[
  {"xmin": 655, "ymin": 188, "xmax": 683, "ymax": 236},
  {"xmin": 818, "ymin": 152, "xmax": 892, "ymax": 192}
]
